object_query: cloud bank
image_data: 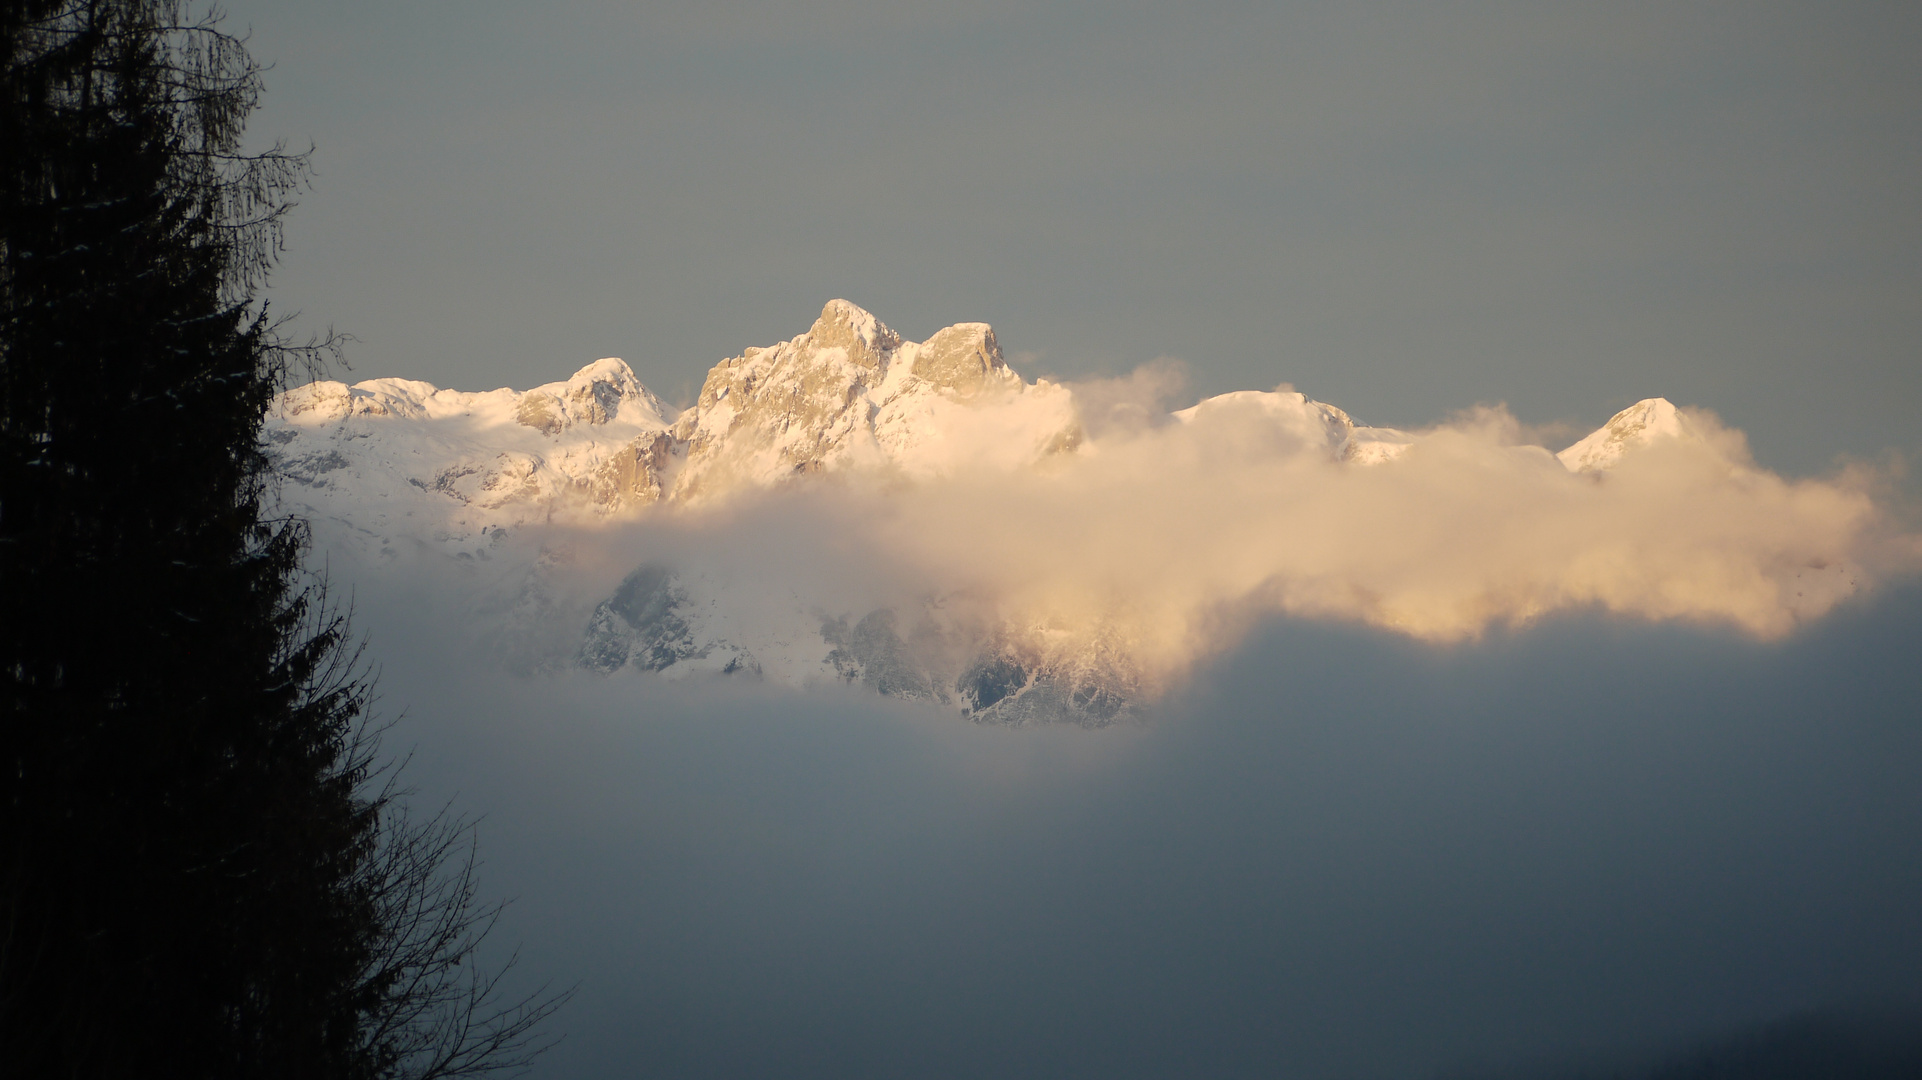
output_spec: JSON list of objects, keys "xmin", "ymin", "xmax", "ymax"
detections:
[{"xmin": 482, "ymin": 381, "xmax": 1904, "ymax": 705}]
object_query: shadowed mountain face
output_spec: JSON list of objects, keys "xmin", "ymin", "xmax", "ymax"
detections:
[{"xmin": 575, "ymin": 566, "xmax": 1145, "ymax": 726}]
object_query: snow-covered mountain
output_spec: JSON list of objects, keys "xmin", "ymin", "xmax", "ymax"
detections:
[
  {"xmin": 1555, "ymin": 396, "xmax": 1692, "ymax": 473},
  {"xmin": 265, "ymin": 300, "xmax": 1738, "ymax": 724},
  {"xmin": 269, "ymin": 356, "xmax": 676, "ymax": 559}
]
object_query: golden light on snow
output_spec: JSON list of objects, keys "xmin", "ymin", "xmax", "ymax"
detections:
[{"xmin": 266, "ymin": 301, "xmax": 1916, "ymax": 716}]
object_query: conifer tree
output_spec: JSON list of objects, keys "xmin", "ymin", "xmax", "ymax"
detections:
[{"xmin": 0, "ymin": 2, "xmax": 558, "ymax": 1076}]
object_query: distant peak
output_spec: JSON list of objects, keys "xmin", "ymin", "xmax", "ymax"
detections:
[
  {"xmin": 807, "ymin": 300, "xmax": 901, "ymax": 368},
  {"xmin": 1608, "ymin": 397, "xmax": 1679, "ymax": 427},
  {"xmin": 514, "ymin": 358, "xmax": 653, "ymax": 433},
  {"xmin": 911, "ymin": 322, "xmax": 1007, "ymax": 397},
  {"xmin": 566, "ymin": 357, "xmax": 639, "ymax": 387},
  {"xmin": 818, "ymin": 298, "xmax": 873, "ymax": 323},
  {"xmin": 1557, "ymin": 397, "xmax": 1690, "ymax": 472}
]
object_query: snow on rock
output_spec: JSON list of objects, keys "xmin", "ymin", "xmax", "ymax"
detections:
[
  {"xmin": 669, "ymin": 300, "xmax": 1080, "ymax": 498},
  {"xmin": 1173, "ymin": 387, "xmax": 1416, "ymax": 464},
  {"xmin": 1556, "ymin": 398, "xmax": 1692, "ymax": 473},
  {"xmin": 267, "ymin": 299, "xmax": 1698, "ymax": 724},
  {"xmin": 265, "ymin": 357, "xmax": 677, "ymax": 562}
]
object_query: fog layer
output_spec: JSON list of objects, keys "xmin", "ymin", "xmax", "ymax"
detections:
[
  {"xmin": 355, "ymin": 571, "xmax": 1922, "ymax": 1079},
  {"xmin": 459, "ymin": 376, "xmax": 1915, "ymax": 705}
]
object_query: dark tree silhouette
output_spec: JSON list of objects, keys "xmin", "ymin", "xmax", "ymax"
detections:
[{"xmin": 0, "ymin": 2, "xmax": 561, "ymax": 1076}]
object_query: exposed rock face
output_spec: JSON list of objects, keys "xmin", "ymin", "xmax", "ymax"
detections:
[
  {"xmin": 910, "ymin": 322, "xmax": 1010, "ymax": 399},
  {"xmin": 670, "ymin": 300, "xmax": 902, "ymax": 497},
  {"xmin": 587, "ymin": 432, "xmax": 677, "ymax": 508},
  {"xmin": 577, "ymin": 575, "xmax": 1145, "ymax": 728},
  {"xmin": 951, "ymin": 632, "xmax": 1142, "ymax": 727},
  {"xmin": 823, "ymin": 609, "xmax": 942, "ymax": 703},
  {"xmin": 514, "ymin": 392, "xmax": 565, "ymax": 435},
  {"xmin": 668, "ymin": 300, "xmax": 1073, "ymax": 499},
  {"xmin": 579, "ymin": 566, "xmax": 758, "ymax": 677},
  {"xmin": 513, "ymin": 357, "xmax": 655, "ymax": 434}
]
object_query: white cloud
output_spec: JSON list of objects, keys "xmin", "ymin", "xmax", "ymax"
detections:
[{"xmin": 363, "ymin": 373, "xmax": 1908, "ymax": 704}]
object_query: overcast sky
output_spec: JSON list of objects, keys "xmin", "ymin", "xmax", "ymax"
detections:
[
  {"xmin": 229, "ymin": 0, "xmax": 1920, "ymax": 475},
  {"xmin": 225, "ymin": 3, "xmax": 1922, "ymax": 1076}
]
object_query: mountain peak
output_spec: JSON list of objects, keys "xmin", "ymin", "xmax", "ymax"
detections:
[
  {"xmin": 565, "ymin": 356, "xmax": 639, "ymax": 388},
  {"xmin": 516, "ymin": 357, "xmax": 660, "ymax": 433},
  {"xmin": 1557, "ymin": 398, "xmax": 1689, "ymax": 472},
  {"xmin": 909, "ymin": 322, "xmax": 1008, "ymax": 399},
  {"xmin": 806, "ymin": 300, "xmax": 901, "ymax": 370}
]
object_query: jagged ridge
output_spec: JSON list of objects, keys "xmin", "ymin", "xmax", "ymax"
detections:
[{"xmin": 265, "ymin": 300, "xmax": 1691, "ymax": 724}]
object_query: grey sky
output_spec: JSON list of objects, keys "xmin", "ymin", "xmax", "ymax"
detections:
[{"xmin": 229, "ymin": 0, "xmax": 1921, "ymax": 476}]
